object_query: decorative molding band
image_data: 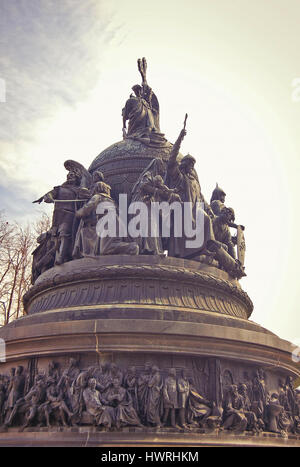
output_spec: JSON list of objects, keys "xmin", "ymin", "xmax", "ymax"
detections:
[{"xmin": 24, "ymin": 261, "xmax": 253, "ymax": 318}]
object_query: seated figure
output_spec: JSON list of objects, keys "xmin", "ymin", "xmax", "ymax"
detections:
[
  {"xmin": 222, "ymin": 384, "xmax": 248, "ymax": 432},
  {"xmin": 187, "ymin": 378, "xmax": 212, "ymax": 427},
  {"xmin": 238, "ymin": 383, "xmax": 259, "ymax": 432},
  {"xmin": 103, "ymin": 378, "xmax": 142, "ymax": 429},
  {"xmin": 82, "ymin": 378, "xmax": 114, "ymax": 429},
  {"xmin": 74, "ymin": 180, "xmax": 139, "ymax": 257},
  {"xmin": 39, "ymin": 377, "xmax": 73, "ymax": 427}
]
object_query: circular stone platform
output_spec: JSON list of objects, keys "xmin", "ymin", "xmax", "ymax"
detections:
[
  {"xmin": 0, "ymin": 256, "xmax": 299, "ymax": 446},
  {"xmin": 23, "ymin": 256, "xmax": 253, "ymax": 319},
  {"xmin": 1, "ymin": 256, "xmax": 296, "ymax": 375}
]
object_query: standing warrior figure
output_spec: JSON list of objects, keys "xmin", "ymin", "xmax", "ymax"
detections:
[
  {"xmin": 164, "ymin": 123, "xmax": 216, "ymax": 259},
  {"xmin": 122, "ymin": 58, "xmax": 166, "ymax": 146},
  {"xmin": 33, "ymin": 161, "xmax": 89, "ymax": 265}
]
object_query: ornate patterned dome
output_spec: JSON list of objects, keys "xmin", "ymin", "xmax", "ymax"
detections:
[{"xmin": 89, "ymin": 138, "xmax": 182, "ymax": 200}]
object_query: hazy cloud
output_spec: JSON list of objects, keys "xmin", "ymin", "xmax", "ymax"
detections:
[
  {"xmin": 0, "ymin": 0, "xmax": 122, "ymax": 219},
  {"xmin": 0, "ymin": 0, "xmax": 117, "ymax": 141}
]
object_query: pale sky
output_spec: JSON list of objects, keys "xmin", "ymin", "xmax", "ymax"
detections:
[{"xmin": 0, "ymin": 0, "xmax": 299, "ymax": 345}]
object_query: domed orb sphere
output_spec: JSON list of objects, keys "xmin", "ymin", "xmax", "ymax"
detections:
[{"xmin": 89, "ymin": 138, "xmax": 182, "ymax": 200}]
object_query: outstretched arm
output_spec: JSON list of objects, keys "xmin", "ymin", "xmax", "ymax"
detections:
[
  {"xmin": 228, "ymin": 222, "xmax": 245, "ymax": 231},
  {"xmin": 33, "ymin": 188, "xmax": 57, "ymax": 204},
  {"xmin": 169, "ymin": 114, "xmax": 187, "ymax": 164},
  {"xmin": 169, "ymin": 128, "xmax": 187, "ymax": 164}
]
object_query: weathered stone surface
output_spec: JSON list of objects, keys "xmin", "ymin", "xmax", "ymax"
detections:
[
  {"xmin": 23, "ymin": 256, "xmax": 253, "ymax": 319},
  {"xmin": 2, "ymin": 57, "xmax": 299, "ymax": 446},
  {"xmin": 0, "ymin": 429, "xmax": 299, "ymax": 447}
]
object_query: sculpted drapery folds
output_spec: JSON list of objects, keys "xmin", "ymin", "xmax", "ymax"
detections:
[
  {"xmin": 72, "ymin": 171, "xmax": 107, "ymax": 259},
  {"xmin": 286, "ymin": 376, "xmax": 299, "ymax": 419},
  {"xmin": 122, "ymin": 58, "xmax": 166, "ymax": 147},
  {"xmin": 164, "ymin": 127, "xmax": 216, "ymax": 259},
  {"xmin": 7, "ymin": 374, "xmax": 46, "ymax": 430},
  {"xmin": 252, "ymin": 369, "xmax": 267, "ymax": 417},
  {"xmin": 145, "ymin": 365, "xmax": 163, "ymax": 427},
  {"xmin": 131, "ymin": 158, "xmax": 181, "ymax": 255},
  {"xmin": 104, "ymin": 378, "xmax": 142, "ymax": 429},
  {"xmin": 210, "ymin": 184, "xmax": 246, "ymax": 265},
  {"xmin": 29, "ymin": 57, "xmax": 249, "ymax": 289},
  {"xmin": 40, "ymin": 377, "xmax": 73, "ymax": 428},
  {"xmin": 57, "ymin": 358, "xmax": 80, "ymax": 414},
  {"xmin": 123, "ymin": 366, "xmax": 139, "ymax": 414},
  {"xmin": 14, "ymin": 57, "xmax": 299, "ymax": 447},
  {"xmin": 0, "ymin": 359, "xmax": 299, "ymax": 436},
  {"xmin": 33, "ymin": 166, "xmax": 88, "ymax": 266},
  {"xmin": 83, "ymin": 378, "xmax": 113, "ymax": 428},
  {"xmin": 137, "ymin": 362, "xmax": 152, "ymax": 424},
  {"xmin": 162, "ymin": 368, "xmax": 178, "ymax": 428},
  {"xmin": 222, "ymin": 384, "xmax": 248, "ymax": 432},
  {"xmin": 4, "ymin": 366, "xmax": 25, "ymax": 426},
  {"xmin": 186, "ymin": 378, "xmax": 212, "ymax": 426},
  {"xmin": 31, "ymin": 231, "xmax": 56, "ymax": 284},
  {"xmin": 6, "ymin": 366, "xmax": 24, "ymax": 412},
  {"xmin": 122, "ymin": 84, "xmax": 159, "ymax": 142},
  {"xmin": 74, "ymin": 180, "xmax": 139, "ymax": 257},
  {"xmin": 238, "ymin": 384, "xmax": 259, "ymax": 432},
  {"xmin": 212, "ymin": 207, "xmax": 237, "ymax": 259},
  {"xmin": 177, "ymin": 369, "xmax": 190, "ymax": 428}
]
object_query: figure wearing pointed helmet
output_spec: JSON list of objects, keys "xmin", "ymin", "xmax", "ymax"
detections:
[{"xmin": 210, "ymin": 183, "xmax": 226, "ymax": 216}]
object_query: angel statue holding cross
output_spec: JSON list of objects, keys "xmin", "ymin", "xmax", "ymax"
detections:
[{"xmin": 122, "ymin": 58, "xmax": 167, "ymax": 147}]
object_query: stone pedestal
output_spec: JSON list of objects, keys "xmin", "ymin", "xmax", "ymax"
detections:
[{"xmin": 0, "ymin": 256, "xmax": 299, "ymax": 446}]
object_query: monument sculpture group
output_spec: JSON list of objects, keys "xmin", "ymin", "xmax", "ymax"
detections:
[
  {"xmin": 0, "ymin": 358, "xmax": 299, "ymax": 437},
  {"xmin": 0, "ymin": 59, "xmax": 299, "ymax": 446}
]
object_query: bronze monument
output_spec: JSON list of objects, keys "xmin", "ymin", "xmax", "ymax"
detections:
[{"xmin": 0, "ymin": 59, "xmax": 299, "ymax": 447}]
